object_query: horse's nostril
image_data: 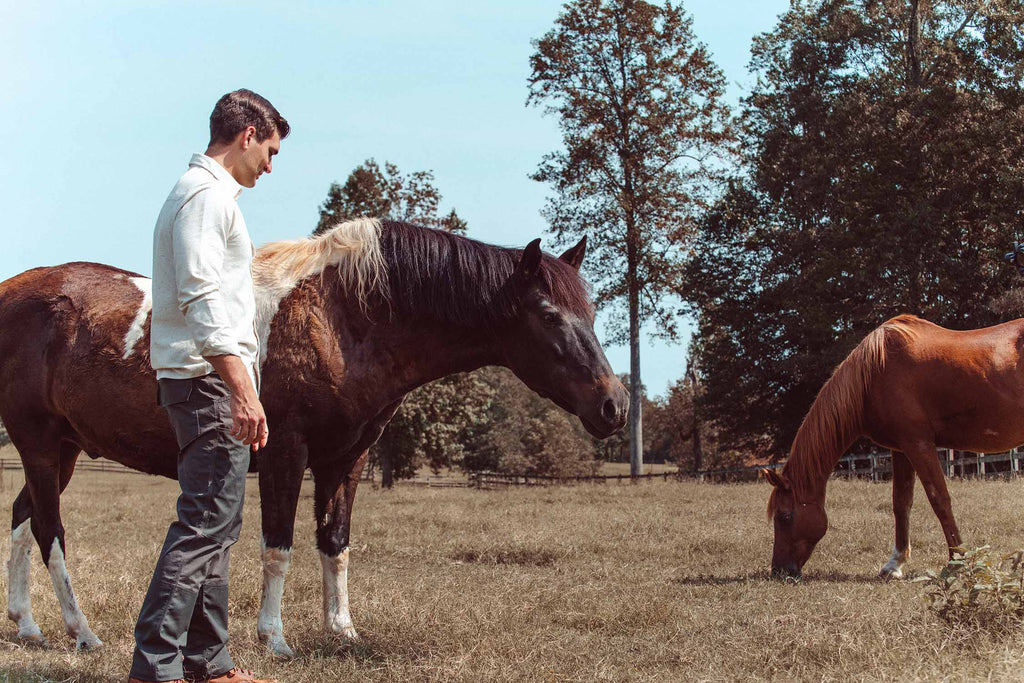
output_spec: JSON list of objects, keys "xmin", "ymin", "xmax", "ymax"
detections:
[{"xmin": 602, "ymin": 398, "xmax": 617, "ymax": 423}]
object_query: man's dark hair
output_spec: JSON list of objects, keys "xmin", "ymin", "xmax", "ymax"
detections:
[{"xmin": 209, "ymin": 89, "xmax": 290, "ymax": 145}]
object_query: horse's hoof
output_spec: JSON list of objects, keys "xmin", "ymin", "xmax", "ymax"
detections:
[
  {"xmin": 259, "ymin": 633, "xmax": 295, "ymax": 659},
  {"xmin": 17, "ymin": 632, "xmax": 49, "ymax": 649},
  {"xmin": 75, "ymin": 633, "xmax": 103, "ymax": 651},
  {"xmin": 327, "ymin": 623, "xmax": 359, "ymax": 641},
  {"xmin": 879, "ymin": 566, "xmax": 904, "ymax": 580}
]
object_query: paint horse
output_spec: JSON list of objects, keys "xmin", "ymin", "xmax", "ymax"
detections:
[
  {"xmin": 765, "ymin": 314, "xmax": 1024, "ymax": 578},
  {"xmin": 0, "ymin": 218, "xmax": 628, "ymax": 652}
]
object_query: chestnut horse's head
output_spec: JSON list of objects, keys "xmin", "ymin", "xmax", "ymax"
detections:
[
  {"xmin": 499, "ymin": 237, "xmax": 628, "ymax": 439},
  {"xmin": 765, "ymin": 469, "xmax": 828, "ymax": 578}
]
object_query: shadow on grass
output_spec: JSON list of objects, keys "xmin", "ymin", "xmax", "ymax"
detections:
[
  {"xmin": 286, "ymin": 632, "xmax": 432, "ymax": 666},
  {"xmin": 673, "ymin": 571, "xmax": 771, "ymax": 586},
  {"xmin": 801, "ymin": 569, "xmax": 904, "ymax": 584},
  {"xmin": 0, "ymin": 664, "xmax": 115, "ymax": 683},
  {"xmin": 674, "ymin": 569, "xmax": 894, "ymax": 585}
]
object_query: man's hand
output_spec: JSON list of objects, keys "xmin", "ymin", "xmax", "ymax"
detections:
[{"xmin": 206, "ymin": 354, "xmax": 269, "ymax": 451}]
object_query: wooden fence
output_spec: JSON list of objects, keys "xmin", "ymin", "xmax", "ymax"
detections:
[
  {"xmin": 3, "ymin": 448, "xmax": 1023, "ymax": 487},
  {"xmin": 467, "ymin": 470, "xmax": 679, "ymax": 489}
]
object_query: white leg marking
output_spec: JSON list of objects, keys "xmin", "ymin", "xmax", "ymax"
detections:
[
  {"xmin": 258, "ymin": 540, "xmax": 294, "ymax": 658},
  {"xmin": 880, "ymin": 544, "xmax": 909, "ymax": 579},
  {"xmin": 7, "ymin": 521, "xmax": 45, "ymax": 643},
  {"xmin": 122, "ymin": 277, "xmax": 152, "ymax": 359},
  {"xmin": 321, "ymin": 548, "xmax": 358, "ymax": 639},
  {"xmin": 46, "ymin": 539, "xmax": 102, "ymax": 650}
]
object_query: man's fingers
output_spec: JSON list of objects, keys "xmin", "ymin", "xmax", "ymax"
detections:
[
  {"xmin": 235, "ymin": 416, "xmax": 256, "ymax": 445},
  {"xmin": 244, "ymin": 418, "xmax": 259, "ymax": 445},
  {"xmin": 256, "ymin": 419, "xmax": 269, "ymax": 450}
]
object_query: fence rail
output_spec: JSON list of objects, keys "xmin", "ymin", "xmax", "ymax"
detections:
[{"xmin": 2, "ymin": 448, "xmax": 1023, "ymax": 487}]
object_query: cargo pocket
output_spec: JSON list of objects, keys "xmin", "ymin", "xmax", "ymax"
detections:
[{"xmin": 158, "ymin": 379, "xmax": 201, "ymax": 451}]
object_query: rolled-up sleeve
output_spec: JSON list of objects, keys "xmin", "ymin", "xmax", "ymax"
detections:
[{"xmin": 171, "ymin": 186, "xmax": 242, "ymax": 358}]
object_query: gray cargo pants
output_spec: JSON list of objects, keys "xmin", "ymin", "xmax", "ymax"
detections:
[{"xmin": 130, "ymin": 373, "xmax": 248, "ymax": 682}]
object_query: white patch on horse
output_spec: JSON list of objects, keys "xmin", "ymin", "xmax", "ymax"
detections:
[
  {"xmin": 257, "ymin": 540, "xmax": 294, "ymax": 658},
  {"xmin": 122, "ymin": 277, "xmax": 152, "ymax": 359},
  {"xmin": 7, "ymin": 520, "xmax": 44, "ymax": 642},
  {"xmin": 252, "ymin": 218, "xmax": 385, "ymax": 368},
  {"xmin": 320, "ymin": 547, "xmax": 358, "ymax": 639},
  {"xmin": 880, "ymin": 544, "xmax": 909, "ymax": 579},
  {"xmin": 46, "ymin": 538, "xmax": 102, "ymax": 649}
]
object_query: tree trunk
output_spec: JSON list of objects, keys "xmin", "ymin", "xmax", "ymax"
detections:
[
  {"xmin": 627, "ymin": 222, "xmax": 643, "ymax": 478},
  {"xmin": 381, "ymin": 450, "xmax": 394, "ymax": 489},
  {"xmin": 691, "ymin": 419, "xmax": 703, "ymax": 477},
  {"xmin": 687, "ymin": 363, "xmax": 702, "ymax": 477}
]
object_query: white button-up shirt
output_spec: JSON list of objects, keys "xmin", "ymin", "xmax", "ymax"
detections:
[{"xmin": 151, "ymin": 153, "xmax": 259, "ymax": 390}]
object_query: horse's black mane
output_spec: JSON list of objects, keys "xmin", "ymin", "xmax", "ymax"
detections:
[{"xmin": 378, "ymin": 220, "xmax": 593, "ymax": 326}]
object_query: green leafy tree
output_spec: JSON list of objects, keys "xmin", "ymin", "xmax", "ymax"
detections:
[
  {"xmin": 315, "ymin": 159, "xmax": 466, "ymax": 236},
  {"xmin": 372, "ymin": 371, "xmax": 496, "ymax": 484},
  {"xmin": 686, "ymin": 0, "xmax": 1024, "ymax": 456},
  {"xmin": 463, "ymin": 368, "xmax": 600, "ymax": 477},
  {"xmin": 528, "ymin": 0, "xmax": 735, "ymax": 476}
]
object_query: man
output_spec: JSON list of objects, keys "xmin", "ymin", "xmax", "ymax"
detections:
[{"xmin": 129, "ymin": 89, "xmax": 288, "ymax": 683}]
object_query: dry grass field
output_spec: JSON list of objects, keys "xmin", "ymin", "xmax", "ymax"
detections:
[{"xmin": 3, "ymin": 443, "xmax": 1024, "ymax": 681}]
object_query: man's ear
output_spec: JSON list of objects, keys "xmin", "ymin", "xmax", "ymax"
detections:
[
  {"xmin": 241, "ymin": 125, "xmax": 257, "ymax": 150},
  {"xmin": 763, "ymin": 469, "xmax": 790, "ymax": 491}
]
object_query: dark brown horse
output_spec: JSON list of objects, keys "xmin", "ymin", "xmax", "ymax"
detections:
[
  {"xmin": 765, "ymin": 314, "xmax": 1024, "ymax": 579},
  {"xmin": 0, "ymin": 218, "xmax": 628, "ymax": 653}
]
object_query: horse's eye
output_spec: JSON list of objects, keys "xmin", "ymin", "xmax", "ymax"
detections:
[
  {"xmin": 542, "ymin": 312, "xmax": 560, "ymax": 327},
  {"xmin": 778, "ymin": 512, "xmax": 793, "ymax": 525}
]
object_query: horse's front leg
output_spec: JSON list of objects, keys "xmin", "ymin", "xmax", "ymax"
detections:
[
  {"xmin": 256, "ymin": 438, "xmax": 307, "ymax": 658},
  {"xmin": 312, "ymin": 450, "xmax": 368, "ymax": 640},
  {"xmin": 880, "ymin": 450, "xmax": 915, "ymax": 578},
  {"xmin": 902, "ymin": 440, "xmax": 962, "ymax": 556}
]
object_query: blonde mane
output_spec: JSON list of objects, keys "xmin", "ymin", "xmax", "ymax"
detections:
[
  {"xmin": 252, "ymin": 218, "xmax": 387, "ymax": 309},
  {"xmin": 251, "ymin": 218, "xmax": 387, "ymax": 366},
  {"xmin": 780, "ymin": 314, "xmax": 922, "ymax": 495}
]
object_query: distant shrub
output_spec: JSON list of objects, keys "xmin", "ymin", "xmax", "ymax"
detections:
[{"xmin": 914, "ymin": 546, "xmax": 1024, "ymax": 631}]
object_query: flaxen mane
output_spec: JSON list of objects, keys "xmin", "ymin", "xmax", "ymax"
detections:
[
  {"xmin": 769, "ymin": 315, "xmax": 922, "ymax": 507},
  {"xmin": 253, "ymin": 217, "xmax": 386, "ymax": 312}
]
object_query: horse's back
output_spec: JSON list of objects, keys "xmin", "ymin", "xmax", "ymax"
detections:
[{"xmin": 869, "ymin": 315, "xmax": 1024, "ymax": 450}]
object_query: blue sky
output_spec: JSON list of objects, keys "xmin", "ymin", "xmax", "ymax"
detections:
[{"xmin": 0, "ymin": 0, "xmax": 789, "ymax": 398}]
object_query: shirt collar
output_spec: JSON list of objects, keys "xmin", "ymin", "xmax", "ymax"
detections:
[{"xmin": 189, "ymin": 153, "xmax": 243, "ymax": 200}]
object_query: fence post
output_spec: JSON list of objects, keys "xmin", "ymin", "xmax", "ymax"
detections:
[{"xmin": 979, "ymin": 453, "xmax": 986, "ymax": 477}]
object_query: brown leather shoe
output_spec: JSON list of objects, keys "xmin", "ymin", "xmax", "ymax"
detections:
[{"xmin": 201, "ymin": 668, "xmax": 277, "ymax": 683}]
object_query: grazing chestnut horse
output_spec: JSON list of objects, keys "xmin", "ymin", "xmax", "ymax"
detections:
[
  {"xmin": 765, "ymin": 314, "xmax": 1024, "ymax": 579},
  {"xmin": 0, "ymin": 218, "xmax": 628, "ymax": 652}
]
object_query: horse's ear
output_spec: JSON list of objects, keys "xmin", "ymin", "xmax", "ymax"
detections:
[
  {"xmin": 763, "ymin": 469, "xmax": 790, "ymax": 491},
  {"xmin": 559, "ymin": 236, "xmax": 587, "ymax": 271},
  {"xmin": 515, "ymin": 238, "xmax": 544, "ymax": 281}
]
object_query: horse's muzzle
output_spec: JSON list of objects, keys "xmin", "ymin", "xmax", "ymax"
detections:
[{"xmin": 771, "ymin": 563, "xmax": 801, "ymax": 580}]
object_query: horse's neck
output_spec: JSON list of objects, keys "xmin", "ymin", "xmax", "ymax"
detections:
[
  {"xmin": 785, "ymin": 424, "xmax": 862, "ymax": 502},
  {"xmin": 315, "ymin": 284, "xmax": 503, "ymax": 398},
  {"xmin": 376, "ymin": 319, "xmax": 501, "ymax": 391}
]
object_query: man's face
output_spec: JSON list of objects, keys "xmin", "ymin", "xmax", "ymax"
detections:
[{"xmin": 238, "ymin": 127, "xmax": 281, "ymax": 188}]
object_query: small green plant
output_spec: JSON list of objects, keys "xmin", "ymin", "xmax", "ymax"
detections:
[{"xmin": 914, "ymin": 546, "xmax": 1024, "ymax": 630}]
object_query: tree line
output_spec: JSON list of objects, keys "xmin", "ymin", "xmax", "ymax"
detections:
[{"xmin": 314, "ymin": 0, "xmax": 1024, "ymax": 482}]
